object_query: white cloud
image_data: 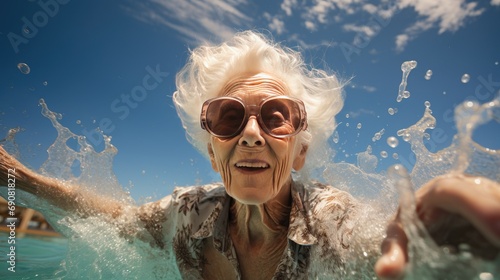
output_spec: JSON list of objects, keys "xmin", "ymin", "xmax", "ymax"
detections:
[
  {"xmin": 287, "ymin": 33, "xmax": 337, "ymax": 50},
  {"xmin": 124, "ymin": 0, "xmax": 488, "ymax": 52},
  {"xmin": 269, "ymin": 17, "xmax": 286, "ymax": 34},
  {"xmin": 281, "ymin": 0, "xmax": 298, "ymax": 16},
  {"xmin": 264, "ymin": 12, "xmax": 286, "ymax": 35},
  {"xmin": 395, "ymin": 34, "xmax": 410, "ymax": 51},
  {"xmin": 362, "ymin": 3, "xmax": 377, "ymax": 14},
  {"xmin": 298, "ymin": 0, "xmax": 485, "ymax": 51},
  {"xmin": 307, "ymin": 0, "xmax": 336, "ymax": 24},
  {"xmin": 347, "ymin": 108, "xmax": 376, "ymax": 118},
  {"xmin": 491, "ymin": 0, "xmax": 500, "ymax": 6},
  {"xmin": 395, "ymin": 0, "xmax": 484, "ymax": 51},
  {"xmin": 361, "ymin": 85, "xmax": 377, "ymax": 92},
  {"xmin": 123, "ymin": 0, "xmax": 251, "ymax": 45},
  {"xmin": 305, "ymin": 20, "xmax": 316, "ymax": 31},
  {"xmin": 343, "ymin": 24, "xmax": 377, "ymax": 37},
  {"xmin": 398, "ymin": 0, "xmax": 484, "ymax": 34}
]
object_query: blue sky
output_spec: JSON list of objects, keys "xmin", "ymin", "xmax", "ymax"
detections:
[{"xmin": 1, "ymin": 0, "xmax": 499, "ymax": 202}]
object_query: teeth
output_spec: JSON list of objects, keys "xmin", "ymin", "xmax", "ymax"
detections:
[{"xmin": 235, "ymin": 162, "xmax": 269, "ymax": 168}]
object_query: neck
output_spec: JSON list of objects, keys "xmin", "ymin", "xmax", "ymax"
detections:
[{"xmin": 229, "ymin": 179, "xmax": 292, "ymax": 248}]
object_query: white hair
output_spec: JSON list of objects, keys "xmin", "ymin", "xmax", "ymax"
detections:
[{"xmin": 173, "ymin": 30, "xmax": 344, "ymax": 176}]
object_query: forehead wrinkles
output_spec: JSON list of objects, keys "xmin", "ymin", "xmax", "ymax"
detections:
[{"xmin": 220, "ymin": 74, "xmax": 289, "ymax": 97}]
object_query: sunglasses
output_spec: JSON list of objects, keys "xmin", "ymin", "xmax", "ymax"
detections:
[{"xmin": 201, "ymin": 96, "xmax": 308, "ymax": 139}]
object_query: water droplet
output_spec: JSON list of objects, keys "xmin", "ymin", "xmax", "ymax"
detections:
[
  {"xmin": 424, "ymin": 69, "xmax": 433, "ymax": 80},
  {"xmin": 461, "ymin": 73, "xmax": 470, "ymax": 84},
  {"xmin": 392, "ymin": 153, "xmax": 399, "ymax": 159},
  {"xmin": 443, "ymin": 91, "xmax": 447, "ymax": 95},
  {"xmin": 380, "ymin": 151, "xmax": 388, "ymax": 158},
  {"xmin": 356, "ymin": 123, "xmax": 362, "ymax": 129},
  {"xmin": 345, "ymin": 114, "xmax": 350, "ymax": 119},
  {"xmin": 17, "ymin": 63, "xmax": 31, "ymax": 74},
  {"xmin": 346, "ymin": 123, "xmax": 350, "ymax": 127},
  {"xmin": 141, "ymin": 170, "xmax": 146, "ymax": 175},
  {"xmin": 76, "ymin": 120, "xmax": 81, "ymax": 125},
  {"xmin": 495, "ymin": 61, "xmax": 499, "ymax": 66},
  {"xmin": 403, "ymin": 133, "xmax": 411, "ymax": 142},
  {"xmin": 332, "ymin": 130, "xmax": 339, "ymax": 144},
  {"xmin": 402, "ymin": 90, "xmax": 410, "ymax": 98},
  {"xmin": 371, "ymin": 128, "xmax": 385, "ymax": 142},
  {"xmin": 43, "ymin": 81, "xmax": 48, "ymax": 86},
  {"xmin": 424, "ymin": 101, "xmax": 431, "ymax": 108},
  {"xmin": 387, "ymin": 136, "xmax": 399, "ymax": 148},
  {"xmin": 388, "ymin": 108, "xmax": 394, "ymax": 115}
]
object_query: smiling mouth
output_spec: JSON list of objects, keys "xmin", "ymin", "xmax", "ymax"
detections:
[{"xmin": 235, "ymin": 161, "xmax": 270, "ymax": 171}]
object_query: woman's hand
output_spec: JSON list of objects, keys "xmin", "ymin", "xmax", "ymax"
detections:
[{"xmin": 375, "ymin": 174, "xmax": 500, "ymax": 279}]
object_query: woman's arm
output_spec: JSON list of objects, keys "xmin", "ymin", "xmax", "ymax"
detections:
[
  {"xmin": 0, "ymin": 145, "xmax": 126, "ymax": 218},
  {"xmin": 375, "ymin": 174, "xmax": 500, "ymax": 279},
  {"xmin": 1, "ymin": 145, "xmax": 177, "ymax": 250}
]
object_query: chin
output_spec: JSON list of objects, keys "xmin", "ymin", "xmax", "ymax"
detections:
[{"xmin": 230, "ymin": 189, "xmax": 272, "ymax": 205}]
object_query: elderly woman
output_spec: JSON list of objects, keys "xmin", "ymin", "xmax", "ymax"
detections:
[{"xmin": 1, "ymin": 31, "xmax": 499, "ymax": 279}]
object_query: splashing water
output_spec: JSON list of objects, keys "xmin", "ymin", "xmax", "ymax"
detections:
[
  {"xmin": 2, "ymin": 71, "xmax": 500, "ymax": 279},
  {"xmin": 397, "ymin": 60, "xmax": 417, "ymax": 102},
  {"xmin": 371, "ymin": 128, "xmax": 385, "ymax": 142}
]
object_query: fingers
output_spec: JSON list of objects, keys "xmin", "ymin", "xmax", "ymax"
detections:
[
  {"xmin": 375, "ymin": 221, "xmax": 408, "ymax": 280},
  {"xmin": 416, "ymin": 175, "xmax": 500, "ymax": 247}
]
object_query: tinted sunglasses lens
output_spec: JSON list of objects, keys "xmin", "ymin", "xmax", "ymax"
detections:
[
  {"xmin": 206, "ymin": 99, "xmax": 245, "ymax": 137},
  {"xmin": 261, "ymin": 99, "xmax": 302, "ymax": 136}
]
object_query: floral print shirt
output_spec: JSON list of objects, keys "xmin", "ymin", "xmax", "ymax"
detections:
[{"xmin": 135, "ymin": 180, "xmax": 381, "ymax": 279}]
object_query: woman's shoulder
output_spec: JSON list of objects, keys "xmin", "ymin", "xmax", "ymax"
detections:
[
  {"xmin": 171, "ymin": 183, "xmax": 226, "ymax": 202},
  {"xmin": 302, "ymin": 180, "xmax": 357, "ymax": 202},
  {"xmin": 298, "ymin": 180, "xmax": 360, "ymax": 219},
  {"xmin": 138, "ymin": 183, "xmax": 226, "ymax": 217}
]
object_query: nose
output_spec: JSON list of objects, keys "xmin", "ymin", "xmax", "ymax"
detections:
[{"xmin": 238, "ymin": 116, "xmax": 265, "ymax": 147}]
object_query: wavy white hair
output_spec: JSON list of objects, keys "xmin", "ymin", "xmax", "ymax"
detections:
[{"xmin": 173, "ymin": 30, "xmax": 344, "ymax": 176}]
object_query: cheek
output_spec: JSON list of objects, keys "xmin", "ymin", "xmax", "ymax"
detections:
[
  {"xmin": 211, "ymin": 139, "xmax": 235, "ymax": 180},
  {"xmin": 270, "ymin": 140, "xmax": 297, "ymax": 185}
]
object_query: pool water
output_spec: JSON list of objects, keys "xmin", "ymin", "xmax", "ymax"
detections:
[{"xmin": 0, "ymin": 232, "xmax": 68, "ymax": 279}]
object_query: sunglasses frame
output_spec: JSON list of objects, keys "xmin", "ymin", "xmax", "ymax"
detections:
[{"xmin": 200, "ymin": 95, "xmax": 308, "ymax": 139}]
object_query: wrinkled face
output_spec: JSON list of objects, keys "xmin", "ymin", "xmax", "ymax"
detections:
[{"xmin": 207, "ymin": 73, "xmax": 307, "ymax": 205}]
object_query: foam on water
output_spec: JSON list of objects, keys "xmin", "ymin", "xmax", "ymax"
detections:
[{"xmin": 2, "ymin": 62, "xmax": 500, "ymax": 278}]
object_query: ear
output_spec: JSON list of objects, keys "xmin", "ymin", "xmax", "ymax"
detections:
[
  {"xmin": 293, "ymin": 144, "xmax": 308, "ymax": 171},
  {"xmin": 207, "ymin": 143, "xmax": 219, "ymax": 172}
]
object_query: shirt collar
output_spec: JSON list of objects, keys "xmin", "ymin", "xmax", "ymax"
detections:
[{"xmin": 191, "ymin": 181, "xmax": 318, "ymax": 250}]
